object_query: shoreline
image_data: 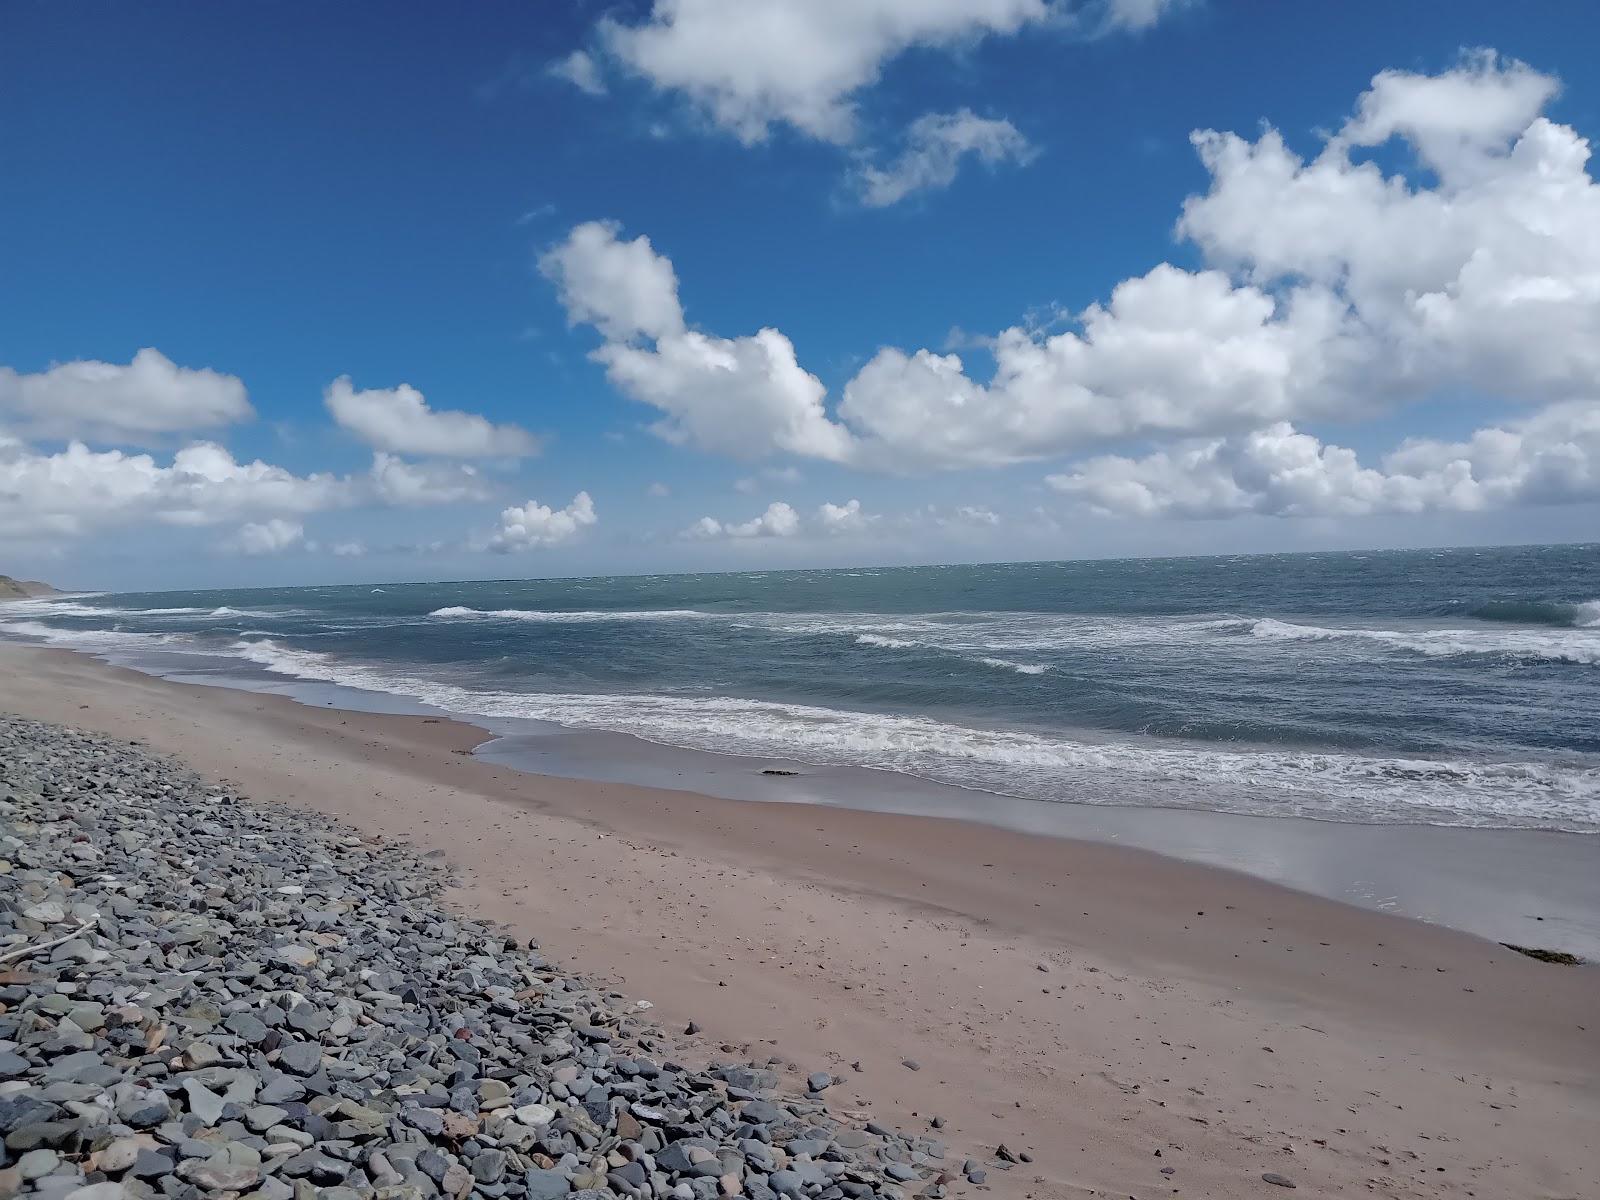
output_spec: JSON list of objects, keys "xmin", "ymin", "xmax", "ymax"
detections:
[
  {"xmin": 6, "ymin": 621, "xmax": 1599, "ymax": 958},
  {"xmin": 2, "ymin": 640, "xmax": 1598, "ymax": 1197}
]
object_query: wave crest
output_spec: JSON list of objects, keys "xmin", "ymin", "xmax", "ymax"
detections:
[
  {"xmin": 1456, "ymin": 598, "xmax": 1600, "ymax": 628},
  {"xmin": 1249, "ymin": 617, "xmax": 1600, "ymax": 666},
  {"xmin": 428, "ymin": 606, "xmax": 709, "ymax": 623}
]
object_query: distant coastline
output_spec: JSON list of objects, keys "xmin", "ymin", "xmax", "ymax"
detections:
[{"xmin": 0, "ymin": 574, "xmax": 59, "ymax": 600}]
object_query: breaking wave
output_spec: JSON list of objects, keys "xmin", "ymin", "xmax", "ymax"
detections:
[
  {"xmin": 1453, "ymin": 598, "xmax": 1600, "ymax": 628},
  {"xmin": 1247, "ymin": 617, "xmax": 1600, "ymax": 666},
  {"xmin": 428, "ymin": 606, "xmax": 710, "ymax": 623},
  {"xmin": 224, "ymin": 637, "xmax": 1598, "ymax": 832}
]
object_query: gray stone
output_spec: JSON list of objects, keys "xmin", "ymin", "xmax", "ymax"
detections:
[
  {"xmin": 470, "ymin": 1149, "xmax": 507, "ymax": 1184},
  {"xmin": 523, "ymin": 1169, "xmax": 571, "ymax": 1200},
  {"xmin": 224, "ymin": 1013, "xmax": 269, "ymax": 1044},
  {"xmin": 276, "ymin": 1044, "xmax": 321, "ymax": 1077},
  {"xmin": 0, "ymin": 1052, "xmax": 31, "ymax": 1078},
  {"xmin": 183, "ymin": 1143, "xmax": 262, "ymax": 1191},
  {"xmin": 182, "ymin": 1079, "xmax": 226, "ymax": 1125},
  {"xmin": 64, "ymin": 1186, "xmax": 129, "ymax": 1200},
  {"xmin": 18, "ymin": 1148, "xmax": 61, "ymax": 1180}
]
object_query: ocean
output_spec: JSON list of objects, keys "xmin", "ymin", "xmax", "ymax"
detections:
[{"xmin": 4, "ymin": 544, "xmax": 1598, "ymax": 834}]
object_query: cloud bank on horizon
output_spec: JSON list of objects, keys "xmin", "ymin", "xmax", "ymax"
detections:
[{"xmin": 2, "ymin": 4, "xmax": 1598, "ymax": 584}]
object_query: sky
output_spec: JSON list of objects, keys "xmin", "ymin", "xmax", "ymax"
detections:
[{"xmin": 3, "ymin": 0, "xmax": 1599, "ymax": 591}]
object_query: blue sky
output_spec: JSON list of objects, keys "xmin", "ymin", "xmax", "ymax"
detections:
[{"xmin": 3, "ymin": 0, "xmax": 1599, "ymax": 589}]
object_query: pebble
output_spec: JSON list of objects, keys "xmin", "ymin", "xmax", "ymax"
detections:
[
  {"xmin": 1262, "ymin": 1172, "xmax": 1297, "ymax": 1188},
  {"xmin": 0, "ymin": 714, "xmax": 935, "ymax": 1200}
]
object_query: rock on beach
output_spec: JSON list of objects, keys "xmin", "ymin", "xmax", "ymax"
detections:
[{"xmin": 0, "ymin": 714, "xmax": 950, "ymax": 1200}]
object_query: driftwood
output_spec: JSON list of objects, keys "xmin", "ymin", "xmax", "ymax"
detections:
[{"xmin": 0, "ymin": 915, "xmax": 99, "ymax": 965}]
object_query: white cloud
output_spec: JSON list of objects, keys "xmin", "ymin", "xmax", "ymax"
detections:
[
  {"xmin": 647, "ymin": 480, "xmax": 671, "ymax": 497},
  {"xmin": 330, "ymin": 541, "xmax": 367, "ymax": 557},
  {"xmin": 1098, "ymin": 0, "xmax": 1187, "ymax": 34},
  {"xmin": 852, "ymin": 109, "xmax": 1037, "ymax": 207},
  {"xmin": 489, "ymin": 492, "xmax": 598, "ymax": 551},
  {"xmin": 325, "ymin": 377, "xmax": 538, "ymax": 458},
  {"xmin": 540, "ymin": 220, "xmax": 685, "ymax": 343},
  {"xmin": 1173, "ymin": 51, "xmax": 1599, "ymax": 408},
  {"xmin": 0, "ymin": 439, "xmax": 347, "ymax": 540},
  {"xmin": 226, "ymin": 519, "xmax": 304, "ymax": 556},
  {"xmin": 839, "ymin": 50, "xmax": 1600, "ymax": 468},
  {"xmin": 817, "ymin": 498, "xmax": 872, "ymax": 533},
  {"xmin": 840, "ymin": 266, "xmax": 1357, "ymax": 467},
  {"xmin": 0, "ymin": 348, "xmax": 252, "ymax": 444},
  {"xmin": 1046, "ymin": 402, "xmax": 1600, "ymax": 518},
  {"xmin": 1336, "ymin": 49, "xmax": 1559, "ymax": 180},
  {"xmin": 550, "ymin": 49, "xmax": 607, "ymax": 96},
  {"xmin": 539, "ymin": 50, "xmax": 1600, "ymax": 526},
  {"xmin": 683, "ymin": 515, "xmax": 727, "ymax": 539},
  {"xmin": 542, "ymin": 221, "xmax": 855, "ymax": 461},
  {"xmin": 368, "ymin": 452, "xmax": 490, "ymax": 506},
  {"xmin": 0, "ymin": 436, "xmax": 499, "ymax": 544},
  {"xmin": 597, "ymin": 0, "xmax": 1052, "ymax": 145},
  {"xmin": 684, "ymin": 500, "xmax": 800, "ymax": 539}
]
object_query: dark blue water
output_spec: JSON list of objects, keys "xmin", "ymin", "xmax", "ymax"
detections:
[{"xmin": 5, "ymin": 545, "xmax": 1598, "ymax": 831}]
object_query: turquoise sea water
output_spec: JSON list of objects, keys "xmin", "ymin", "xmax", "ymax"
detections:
[{"xmin": 4, "ymin": 544, "xmax": 1598, "ymax": 832}]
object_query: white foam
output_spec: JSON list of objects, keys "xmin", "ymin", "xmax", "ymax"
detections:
[
  {"xmin": 1577, "ymin": 600, "xmax": 1600, "ymax": 628},
  {"xmin": 223, "ymin": 638, "xmax": 1600, "ymax": 832},
  {"xmin": 978, "ymin": 658, "xmax": 1049, "ymax": 675},
  {"xmin": 2, "ymin": 599, "xmax": 210, "ymax": 618},
  {"xmin": 428, "ymin": 606, "xmax": 710, "ymax": 623},
  {"xmin": 0, "ymin": 619, "xmax": 184, "ymax": 653},
  {"xmin": 1249, "ymin": 617, "xmax": 1600, "ymax": 666}
]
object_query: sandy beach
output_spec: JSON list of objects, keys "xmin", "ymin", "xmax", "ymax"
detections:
[{"xmin": 2, "ymin": 640, "xmax": 1596, "ymax": 1200}]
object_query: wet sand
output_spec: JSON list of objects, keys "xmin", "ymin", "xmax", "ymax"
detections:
[{"xmin": 2, "ymin": 640, "xmax": 1596, "ymax": 1199}]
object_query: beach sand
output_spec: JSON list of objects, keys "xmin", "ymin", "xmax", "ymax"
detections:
[{"xmin": 2, "ymin": 640, "xmax": 1595, "ymax": 1199}]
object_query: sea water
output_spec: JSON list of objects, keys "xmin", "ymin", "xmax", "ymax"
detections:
[{"xmin": 5, "ymin": 544, "xmax": 1598, "ymax": 833}]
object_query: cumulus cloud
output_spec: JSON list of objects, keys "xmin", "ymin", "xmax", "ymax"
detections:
[
  {"xmin": 1173, "ymin": 51, "xmax": 1599, "ymax": 407},
  {"xmin": 368, "ymin": 453, "xmax": 490, "ymax": 506},
  {"xmin": 0, "ymin": 436, "xmax": 499, "ymax": 545},
  {"xmin": 489, "ymin": 492, "xmax": 598, "ymax": 551},
  {"xmin": 0, "ymin": 348, "xmax": 252, "ymax": 445},
  {"xmin": 683, "ymin": 500, "xmax": 801, "ymax": 539},
  {"xmin": 225, "ymin": 519, "xmax": 304, "ymax": 556},
  {"xmin": 596, "ymin": 0, "xmax": 1053, "ymax": 145},
  {"xmin": 1046, "ymin": 402, "xmax": 1600, "ymax": 518},
  {"xmin": 540, "ymin": 220, "xmax": 685, "ymax": 343},
  {"xmin": 842, "ymin": 52, "xmax": 1600, "ymax": 472},
  {"xmin": 840, "ymin": 265, "xmax": 1359, "ymax": 467},
  {"xmin": 550, "ymin": 49, "xmax": 607, "ymax": 96},
  {"xmin": 325, "ymin": 377, "xmax": 538, "ymax": 458},
  {"xmin": 542, "ymin": 221, "xmax": 854, "ymax": 461},
  {"xmin": 550, "ymin": 53, "xmax": 1600, "ymax": 479},
  {"xmin": 816, "ymin": 498, "xmax": 873, "ymax": 533},
  {"xmin": 0, "ymin": 439, "xmax": 346, "ymax": 539},
  {"xmin": 851, "ymin": 109, "xmax": 1037, "ymax": 207},
  {"xmin": 687, "ymin": 498, "xmax": 872, "ymax": 538}
]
